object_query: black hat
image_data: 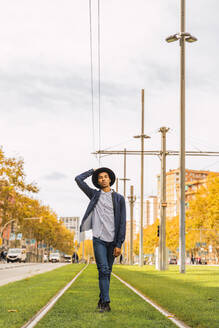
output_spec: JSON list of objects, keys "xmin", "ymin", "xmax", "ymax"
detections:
[{"xmin": 92, "ymin": 167, "xmax": 116, "ymax": 189}]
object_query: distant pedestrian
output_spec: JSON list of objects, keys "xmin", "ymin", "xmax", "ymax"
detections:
[
  {"xmin": 119, "ymin": 254, "xmax": 123, "ymax": 264},
  {"xmin": 72, "ymin": 252, "xmax": 79, "ymax": 263},
  {"xmin": 191, "ymin": 255, "xmax": 194, "ymax": 264},
  {"xmin": 75, "ymin": 168, "xmax": 126, "ymax": 313},
  {"xmin": 0, "ymin": 249, "xmax": 3, "ymax": 261},
  {"xmin": 0, "ymin": 248, "xmax": 7, "ymax": 262}
]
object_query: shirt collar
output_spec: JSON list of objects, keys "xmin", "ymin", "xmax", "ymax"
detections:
[{"xmin": 101, "ymin": 189, "xmax": 113, "ymax": 194}]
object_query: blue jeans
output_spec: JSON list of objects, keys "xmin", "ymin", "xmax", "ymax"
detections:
[{"xmin": 93, "ymin": 237, "xmax": 115, "ymax": 303}]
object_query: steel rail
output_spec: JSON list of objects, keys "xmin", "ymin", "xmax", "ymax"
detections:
[
  {"xmin": 21, "ymin": 264, "xmax": 88, "ymax": 328},
  {"xmin": 112, "ymin": 272, "xmax": 191, "ymax": 328}
]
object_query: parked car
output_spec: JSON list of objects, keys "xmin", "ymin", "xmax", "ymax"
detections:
[
  {"xmin": 6, "ymin": 248, "xmax": 26, "ymax": 263},
  {"xmin": 64, "ymin": 254, "xmax": 72, "ymax": 263},
  {"xmin": 49, "ymin": 253, "xmax": 60, "ymax": 263},
  {"xmin": 195, "ymin": 257, "xmax": 207, "ymax": 265},
  {"xmin": 169, "ymin": 258, "xmax": 177, "ymax": 264}
]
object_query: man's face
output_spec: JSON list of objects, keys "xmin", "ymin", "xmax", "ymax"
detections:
[{"xmin": 98, "ymin": 172, "xmax": 111, "ymax": 188}]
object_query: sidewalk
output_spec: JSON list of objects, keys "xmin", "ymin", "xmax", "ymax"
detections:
[
  {"xmin": 0, "ymin": 262, "xmax": 68, "ymax": 286},
  {"xmin": 0, "ymin": 262, "xmax": 37, "ymax": 270}
]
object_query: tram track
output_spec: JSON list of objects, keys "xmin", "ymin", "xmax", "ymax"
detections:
[
  {"xmin": 20, "ymin": 264, "xmax": 191, "ymax": 328},
  {"xmin": 21, "ymin": 263, "xmax": 88, "ymax": 328},
  {"xmin": 112, "ymin": 272, "xmax": 191, "ymax": 328}
]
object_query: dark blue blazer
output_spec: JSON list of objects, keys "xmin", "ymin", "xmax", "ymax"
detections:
[{"xmin": 75, "ymin": 169, "xmax": 126, "ymax": 248}]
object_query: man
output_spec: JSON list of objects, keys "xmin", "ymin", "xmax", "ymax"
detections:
[
  {"xmin": 72, "ymin": 251, "xmax": 79, "ymax": 263},
  {"xmin": 75, "ymin": 168, "xmax": 126, "ymax": 313}
]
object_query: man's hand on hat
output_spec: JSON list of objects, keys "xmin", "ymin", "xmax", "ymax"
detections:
[{"xmin": 113, "ymin": 247, "xmax": 121, "ymax": 257}]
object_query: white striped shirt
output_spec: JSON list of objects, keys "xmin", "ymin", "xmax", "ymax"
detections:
[{"xmin": 92, "ymin": 189, "xmax": 115, "ymax": 242}]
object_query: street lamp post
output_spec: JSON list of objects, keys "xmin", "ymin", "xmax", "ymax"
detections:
[
  {"xmin": 128, "ymin": 185, "xmax": 136, "ymax": 265},
  {"xmin": 159, "ymin": 127, "xmax": 169, "ymax": 271},
  {"xmin": 166, "ymin": 0, "xmax": 197, "ymax": 273},
  {"xmin": 120, "ymin": 148, "xmax": 130, "ymax": 263},
  {"xmin": 116, "ymin": 178, "xmax": 119, "ymax": 192},
  {"xmin": 134, "ymin": 89, "xmax": 151, "ymax": 267}
]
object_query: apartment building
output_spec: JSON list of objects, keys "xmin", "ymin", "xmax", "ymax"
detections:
[
  {"xmin": 59, "ymin": 217, "xmax": 80, "ymax": 242},
  {"xmin": 145, "ymin": 196, "xmax": 158, "ymax": 226},
  {"xmin": 157, "ymin": 169, "xmax": 218, "ymax": 219}
]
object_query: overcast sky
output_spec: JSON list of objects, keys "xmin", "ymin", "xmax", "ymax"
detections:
[{"xmin": 0, "ymin": 0, "xmax": 219, "ymax": 220}]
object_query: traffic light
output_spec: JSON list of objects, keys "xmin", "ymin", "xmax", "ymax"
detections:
[{"xmin": 157, "ymin": 225, "xmax": 160, "ymax": 237}]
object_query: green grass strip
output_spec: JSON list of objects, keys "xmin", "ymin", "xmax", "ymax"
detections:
[
  {"xmin": 36, "ymin": 264, "xmax": 177, "ymax": 328},
  {"xmin": 113, "ymin": 265, "xmax": 219, "ymax": 328},
  {"xmin": 0, "ymin": 264, "xmax": 85, "ymax": 328}
]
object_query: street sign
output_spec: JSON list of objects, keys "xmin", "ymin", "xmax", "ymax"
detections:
[
  {"xmin": 9, "ymin": 233, "xmax": 15, "ymax": 241},
  {"xmin": 16, "ymin": 233, "xmax": 22, "ymax": 240}
]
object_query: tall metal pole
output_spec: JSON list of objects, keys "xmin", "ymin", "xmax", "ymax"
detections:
[
  {"xmin": 120, "ymin": 148, "xmax": 130, "ymax": 262},
  {"xmin": 165, "ymin": 0, "xmax": 197, "ymax": 273},
  {"xmin": 139, "ymin": 89, "xmax": 145, "ymax": 267},
  {"xmin": 128, "ymin": 185, "xmax": 136, "ymax": 265},
  {"xmin": 124, "ymin": 148, "xmax": 127, "ymax": 198},
  {"xmin": 114, "ymin": 177, "xmax": 120, "ymax": 264},
  {"xmin": 159, "ymin": 127, "xmax": 169, "ymax": 270},
  {"xmin": 133, "ymin": 90, "xmax": 150, "ymax": 267},
  {"xmin": 116, "ymin": 178, "xmax": 118, "ymax": 192},
  {"xmin": 179, "ymin": 0, "xmax": 186, "ymax": 273},
  {"xmin": 123, "ymin": 148, "xmax": 127, "ymax": 261},
  {"xmin": 82, "ymin": 240, "xmax": 85, "ymax": 261}
]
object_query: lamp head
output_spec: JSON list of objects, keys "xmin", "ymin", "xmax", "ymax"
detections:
[
  {"xmin": 165, "ymin": 34, "xmax": 179, "ymax": 43},
  {"xmin": 185, "ymin": 35, "xmax": 198, "ymax": 43}
]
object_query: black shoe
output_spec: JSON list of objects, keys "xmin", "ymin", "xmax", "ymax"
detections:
[
  {"xmin": 98, "ymin": 302, "xmax": 111, "ymax": 313},
  {"xmin": 96, "ymin": 299, "xmax": 102, "ymax": 311}
]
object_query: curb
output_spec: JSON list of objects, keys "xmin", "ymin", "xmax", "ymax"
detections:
[{"xmin": 0, "ymin": 263, "xmax": 38, "ymax": 271}]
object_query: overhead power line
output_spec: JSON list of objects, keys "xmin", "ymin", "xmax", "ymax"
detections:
[{"xmin": 93, "ymin": 149, "xmax": 219, "ymax": 157}]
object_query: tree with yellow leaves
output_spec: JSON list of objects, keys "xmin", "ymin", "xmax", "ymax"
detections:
[
  {"xmin": 0, "ymin": 147, "xmax": 38, "ymax": 227},
  {"xmin": 77, "ymin": 239, "xmax": 94, "ymax": 261},
  {"xmin": 0, "ymin": 147, "xmax": 74, "ymax": 257},
  {"xmin": 186, "ymin": 174, "xmax": 219, "ymax": 260}
]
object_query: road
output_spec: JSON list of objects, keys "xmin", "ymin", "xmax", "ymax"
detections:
[{"xmin": 0, "ymin": 262, "xmax": 68, "ymax": 286}]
